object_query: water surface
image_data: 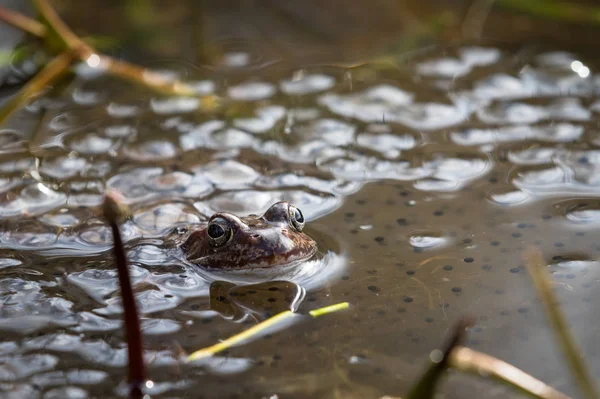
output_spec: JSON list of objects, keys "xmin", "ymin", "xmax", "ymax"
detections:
[{"xmin": 2, "ymin": 2, "xmax": 600, "ymax": 398}]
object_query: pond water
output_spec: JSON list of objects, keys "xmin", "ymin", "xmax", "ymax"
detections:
[{"xmin": 2, "ymin": 2, "xmax": 600, "ymax": 398}]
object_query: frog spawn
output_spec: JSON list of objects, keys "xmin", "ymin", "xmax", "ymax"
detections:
[{"xmin": 1, "ymin": 44, "xmax": 600, "ymax": 397}]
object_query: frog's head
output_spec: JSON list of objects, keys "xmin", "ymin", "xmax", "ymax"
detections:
[{"xmin": 182, "ymin": 202, "xmax": 317, "ymax": 269}]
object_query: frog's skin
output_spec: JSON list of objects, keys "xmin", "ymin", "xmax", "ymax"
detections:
[{"xmin": 181, "ymin": 202, "xmax": 317, "ymax": 269}]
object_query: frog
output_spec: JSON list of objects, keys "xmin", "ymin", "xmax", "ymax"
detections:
[{"xmin": 180, "ymin": 201, "xmax": 317, "ymax": 269}]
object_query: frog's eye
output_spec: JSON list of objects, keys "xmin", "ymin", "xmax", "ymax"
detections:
[
  {"xmin": 288, "ymin": 205, "xmax": 305, "ymax": 232},
  {"xmin": 207, "ymin": 217, "xmax": 233, "ymax": 247}
]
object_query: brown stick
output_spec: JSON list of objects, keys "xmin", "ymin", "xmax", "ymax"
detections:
[
  {"xmin": 103, "ymin": 192, "xmax": 146, "ymax": 398},
  {"xmin": 101, "ymin": 56, "xmax": 197, "ymax": 97},
  {"xmin": 32, "ymin": 0, "xmax": 86, "ymax": 51},
  {"xmin": 0, "ymin": 6, "xmax": 46, "ymax": 37},
  {"xmin": 450, "ymin": 346, "xmax": 572, "ymax": 399}
]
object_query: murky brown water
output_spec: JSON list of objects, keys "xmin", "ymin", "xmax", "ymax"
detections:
[{"xmin": 3, "ymin": 2, "xmax": 600, "ymax": 398}]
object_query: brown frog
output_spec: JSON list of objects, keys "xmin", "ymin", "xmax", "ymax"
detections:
[{"xmin": 180, "ymin": 201, "xmax": 317, "ymax": 269}]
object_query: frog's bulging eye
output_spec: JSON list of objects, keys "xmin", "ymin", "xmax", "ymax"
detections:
[
  {"xmin": 289, "ymin": 205, "xmax": 305, "ymax": 231},
  {"xmin": 207, "ymin": 217, "xmax": 232, "ymax": 247}
]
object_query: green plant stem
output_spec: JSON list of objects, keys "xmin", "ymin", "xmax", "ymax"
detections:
[
  {"xmin": 0, "ymin": 6, "xmax": 46, "ymax": 37},
  {"xmin": 524, "ymin": 247, "xmax": 599, "ymax": 399},
  {"xmin": 450, "ymin": 346, "xmax": 572, "ymax": 399},
  {"xmin": 0, "ymin": 50, "xmax": 75, "ymax": 124},
  {"xmin": 32, "ymin": 0, "xmax": 88, "ymax": 53}
]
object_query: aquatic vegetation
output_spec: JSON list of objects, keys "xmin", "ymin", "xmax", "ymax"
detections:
[{"xmin": 0, "ymin": 0, "xmax": 216, "ymax": 125}]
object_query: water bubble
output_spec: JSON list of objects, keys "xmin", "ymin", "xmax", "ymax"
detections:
[
  {"xmin": 69, "ymin": 134, "xmax": 113, "ymax": 154},
  {"xmin": 512, "ymin": 166, "xmax": 565, "ymax": 191},
  {"xmin": 0, "ymin": 183, "xmax": 67, "ymax": 218},
  {"xmin": 43, "ymin": 386, "xmax": 88, "ymax": 399},
  {"xmin": 209, "ymin": 128, "xmax": 257, "ymax": 149},
  {"xmin": 560, "ymin": 199, "xmax": 600, "ymax": 224},
  {"xmin": 228, "ymin": 82, "xmax": 276, "ymax": 101},
  {"xmin": 179, "ymin": 120, "xmax": 225, "ymax": 150},
  {"xmin": 508, "ymin": 147, "xmax": 557, "ymax": 165},
  {"xmin": 195, "ymin": 190, "xmax": 341, "ymax": 221},
  {"xmin": 233, "ymin": 105, "xmax": 286, "ymax": 133},
  {"xmin": 356, "ymin": 132, "xmax": 416, "ymax": 158},
  {"xmin": 123, "ymin": 140, "xmax": 178, "ymax": 161},
  {"xmin": 67, "ymin": 266, "xmax": 149, "ymax": 303},
  {"xmin": 150, "ymin": 97, "xmax": 200, "ymax": 114},
  {"xmin": 141, "ymin": 318, "xmax": 181, "ymax": 335},
  {"xmin": 133, "ymin": 203, "xmax": 201, "ymax": 234},
  {"xmin": 0, "ymin": 258, "xmax": 22, "ymax": 269},
  {"xmin": 418, "ymin": 58, "xmax": 472, "ymax": 78},
  {"xmin": 73, "ymin": 87, "xmax": 102, "ymax": 105},
  {"xmin": 280, "ymin": 74, "xmax": 335, "ymax": 95},
  {"xmin": 106, "ymin": 102, "xmax": 141, "ymax": 118},
  {"xmin": 319, "ymin": 84, "xmax": 412, "ymax": 123},
  {"xmin": 196, "ymin": 159, "xmax": 260, "ymax": 189},
  {"xmin": 408, "ymin": 230, "xmax": 448, "ymax": 248},
  {"xmin": 487, "ymin": 188, "xmax": 529, "ymax": 205},
  {"xmin": 41, "ymin": 156, "xmax": 88, "ymax": 179}
]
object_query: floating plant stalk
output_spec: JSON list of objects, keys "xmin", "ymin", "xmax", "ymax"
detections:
[
  {"xmin": 188, "ymin": 302, "xmax": 350, "ymax": 361},
  {"xmin": 103, "ymin": 192, "xmax": 146, "ymax": 398}
]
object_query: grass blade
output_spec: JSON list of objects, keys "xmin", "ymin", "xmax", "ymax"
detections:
[{"xmin": 523, "ymin": 246, "xmax": 599, "ymax": 399}]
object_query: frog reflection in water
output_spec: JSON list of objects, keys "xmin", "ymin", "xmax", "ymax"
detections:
[{"xmin": 180, "ymin": 201, "xmax": 317, "ymax": 270}]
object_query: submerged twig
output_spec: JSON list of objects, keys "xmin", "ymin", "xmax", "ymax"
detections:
[
  {"xmin": 450, "ymin": 346, "xmax": 572, "ymax": 399},
  {"xmin": 103, "ymin": 191, "xmax": 146, "ymax": 398},
  {"xmin": 100, "ymin": 56, "xmax": 197, "ymax": 97},
  {"xmin": 523, "ymin": 246, "xmax": 599, "ymax": 399}
]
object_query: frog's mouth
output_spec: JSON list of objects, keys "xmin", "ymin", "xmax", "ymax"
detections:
[
  {"xmin": 194, "ymin": 250, "xmax": 346, "ymax": 289},
  {"xmin": 241, "ymin": 246, "xmax": 318, "ymax": 270}
]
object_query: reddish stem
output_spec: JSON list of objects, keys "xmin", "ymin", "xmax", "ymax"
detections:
[{"xmin": 104, "ymin": 193, "xmax": 146, "ymax": 398}]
